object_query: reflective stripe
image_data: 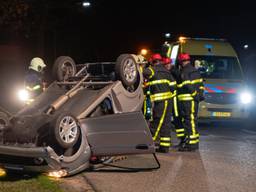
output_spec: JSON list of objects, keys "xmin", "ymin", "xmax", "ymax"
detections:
[
  {"xmin": 199, "ymin": 86, "xmax": 205, "ymax": 90},
  {"xmin": 191, "ymin": 100, "xmax": 196, "ymax": 136},
  {"xmin": 177, "ymin": 92, "xmax": 197, "ymax": 101},
  {"xmin": 151, "ymin": 92, "xmax": 174, "ymax": 101},
  {"xmin": 143, "ymin": 99, "xmax": 147, "ymax": 115},
  {"xmin": 33, "ymin": 85, "xmax": 41, "ymax": 90},
  {"xmin": 173, "ymin": 96, "xmax": 179, "ymax": 117},
  {"xmin": 177, "ymin": 78, "xmax": 203, "ymax": 88},
  {"xmin": 177, "ymin": 133, "xmax": 185, "ymax": 137},
  {"xmin": 192, "ymin": 91, "xmax": 197, "ymax": 96},
  {"xmin": 149, "ymin": 67, "xmax": 155, "ymax": 79},
  {"xmin": 145, "ymin": 79, "xmax": 176, "ymax": 87},
  {"xmin": 176, "ymin": 128, "xmax": 185, "ymax": 133},
  {"xmin": 173, "ymin": 90, "xmax": 177, "ymax": 97},
  {"xmin": 189, "ymin": 139, "xmax": 199, "ymax": 144},
  {"xmin": 178, "ymin": 95, "xmax": 193, "ymax": 101},
  {"xmin": 26, "ymin": 85, "xmax": 41, "ymax": 91},
  {"xmin": 178, "ymin": 93, "xmax": 193, "ymax": 98},
  {"xmin": 153, "ymin": 100, "xmax": 168, "ymax": 141},
  {"xmin": 177, "ymin": 80, "xmax": 191, "ymax": 88},
  {"xmin": 160, "ymin": 142, "xmax": 171, "ymax": 147},
  {"xmin": 190, "ymin": 134, "xmax": 199, "ymax": 139},
  {"xmin": 160, "ymin": 137, "xmax": 171, "ymax": 141},
  {"xmin": 191, "ymin": 78, "xmax": 203, "ymax": 84},
  {"xmin": 178, "ymin": 97, "xmax": 193, "ymax": 101}
]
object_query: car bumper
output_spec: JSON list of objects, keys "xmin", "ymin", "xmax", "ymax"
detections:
[
  {"xmin": 198, "ymin": 102, "xmax": 250, "ymax": 120},
  {"xmin": 0, "ymin": 145, "xmax": 62, "ymax": 173}
]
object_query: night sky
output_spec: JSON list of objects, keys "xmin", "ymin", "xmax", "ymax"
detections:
[
  {"xmin": 0, "ymin": 0, "xmax": 256, "ymax": 111},
  {"xmin": 53, "ymin": 0, "xmax": 256, "ymax": 61},
  {"xmin": 1, "ymin": 0, "xmax": 256, "ymax": 60}
]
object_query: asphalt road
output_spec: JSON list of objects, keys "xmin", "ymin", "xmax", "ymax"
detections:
[{"xmin": 75, "ymin": 122, "xmax": 256, "ymax": 192}]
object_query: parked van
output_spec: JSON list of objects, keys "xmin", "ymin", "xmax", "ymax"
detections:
[{"xmin": 164, "ymin": 37, "xmax": 252, "ymax": 120}]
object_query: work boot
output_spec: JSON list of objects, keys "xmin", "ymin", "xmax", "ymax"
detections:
[
  {"xmin": 156, "ymin": 147, "xmax": 169, "ymax": 153},
  {"xmin": 178, "ymin": 143, "xmax": 199, "ymax": 152}
]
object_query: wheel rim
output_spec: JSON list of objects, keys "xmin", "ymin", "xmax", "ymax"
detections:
[
  {"xmin": 123, "ymin": 59, "xmax": 137, "ymax": 83},
  {"xmin": 59, "ymin": 116, "xmax": 78, "ymax": 144},
  {"xmin": 61, "ymin": 62, "xmax": 75, "ymax": 80}
]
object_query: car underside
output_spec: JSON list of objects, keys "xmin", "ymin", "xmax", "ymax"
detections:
[{"xmin": 0, "ymin": 54, "xmax": 155, "ymax": 177}]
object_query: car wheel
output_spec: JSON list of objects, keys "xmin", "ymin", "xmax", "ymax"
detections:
[
  {"xmin": 53, "ymin": 56, "xmax": 77, "ymax": 81},
  {"xmin": 115, "ymin": 54, "xmax": 138, "ymax": 87},
  {"xmin": 54, "ymin": 114, "xmax": 80, "ymax": 149},
  {"xmin": 0, "ymin": 112, "xmax": 9, "ymax": 128}
]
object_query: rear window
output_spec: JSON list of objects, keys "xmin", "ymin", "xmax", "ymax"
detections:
[{"xmin": 190, "ymin": 56, "xmax": 243, "ymax": 80}]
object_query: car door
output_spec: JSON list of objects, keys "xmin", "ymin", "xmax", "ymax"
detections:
[{"xmin": 80, "ymin": 111, "xmax": 155, "ymax": 156}]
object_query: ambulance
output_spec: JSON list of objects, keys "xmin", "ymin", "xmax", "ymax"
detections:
[{"xmin": 165, "ymin": 37, "xmax": 252, "ymax": 120}]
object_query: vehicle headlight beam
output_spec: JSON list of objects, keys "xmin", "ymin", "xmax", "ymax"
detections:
[{"xmin": 240, "ymin": 92, "xmax": 253, "ymax": 104}]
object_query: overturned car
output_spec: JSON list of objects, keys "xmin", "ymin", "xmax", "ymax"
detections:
[{"xmin": 0, "ymin": 54, "xmax": 155, "ymax": 177}]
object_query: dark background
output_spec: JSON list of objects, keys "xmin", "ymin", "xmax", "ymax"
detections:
[{"xmin": 0, "ymin": 0, "xmax": 255, "ymax": 111}]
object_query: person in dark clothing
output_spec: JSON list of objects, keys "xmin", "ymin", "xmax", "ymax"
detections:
[
  {"xmin": 162, "ymin": 58, "xmax": 186, "ymax": 147},
  {"xmin": 176, "ymin": 53, "xmax": 205, "ymax": 152},
  {"xmin": 143, "ymin": 54, "xmax": 176, "ymax": 153},
  {"xmin": 24, "ymin": 57, "xmax": 46, "ymax": 103}
]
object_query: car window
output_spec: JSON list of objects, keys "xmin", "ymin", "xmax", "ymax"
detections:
[{"xmin": 191, "ymin": 56, "xmax": 243, "ymax": 80}]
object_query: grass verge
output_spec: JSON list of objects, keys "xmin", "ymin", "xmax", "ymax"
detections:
[{"xmin": 0, "ymin": 172, "xmax": 63, "ymax": 192}]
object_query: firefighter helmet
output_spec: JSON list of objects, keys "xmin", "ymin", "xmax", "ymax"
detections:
[
  {"xmin": 162, "ymin": 57, "xmax": 171, "ymax": 65},
  {"xmin": 178, "ymin": 53, "xmax": 190, "ymax": 62},
  {"xmin": 29, "ymin": 57, "xmax": 46, "ymax": 72},
  {"xmin": 150, "ymin": 53, "xmax": 162, "ymax": 61}
]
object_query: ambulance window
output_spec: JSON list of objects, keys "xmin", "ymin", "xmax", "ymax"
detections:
[
  {"xmin": 170, "ymin": 45, "xmax": 179, "ymax": 65},
  {"xmin": 191, "ymin": 56, "xmax": 243, "ymax": 80}
]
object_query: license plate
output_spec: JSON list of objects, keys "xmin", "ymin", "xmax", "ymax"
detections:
[{"xmin": 212, "ymin": 112, "xmax": 231, "ymax": 117}]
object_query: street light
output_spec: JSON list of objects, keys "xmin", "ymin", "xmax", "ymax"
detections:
[
  {"xmin": 82, "ymin": 1, "xmax": 91, "ymax": 7},
  {"xmin": 140, "ymin": 49, "xmax": 148, "ymax": 56},
  {"xmin": 165, "ymin": 33, "xmax": 171, "ymax": 38},
  {"xmin": 179, "ymin": 36, "xmax": 186, "ymax": 43},
  {"xmin": 243, "ymin": 44, "xmax": 249, "ymax": 49}
]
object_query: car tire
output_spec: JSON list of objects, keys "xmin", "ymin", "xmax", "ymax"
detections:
[
  {"xmin": 53, "ymin": 56, "xmax": 77, "ymax": 81},
  {"xmin": 115, "ymin": 54, "xmax": 138, "ymax": 87},
  {"xmin": 0, "ymin": 112, "xmax": 9, "ymax": 128},
  {"xmin": 54, "ymin": 113, "xmax": 80, "ymax": 149}
]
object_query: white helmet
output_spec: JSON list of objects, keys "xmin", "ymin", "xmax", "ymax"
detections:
[{"xmin": 29, "ymin": 57, "xmax": 46, "ymax": 72}]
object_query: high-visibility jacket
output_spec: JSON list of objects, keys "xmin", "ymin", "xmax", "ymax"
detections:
[
  {"xmin": 24, "ymin": 69, "xmax": 44, "ymax": 94},
  {"xmin": 143, "ymin": 64, "xmax": 176, "ymax": 102},
  {"xmin": 177, "ymin": 64, "xmax": 204, "ymax": 101}
]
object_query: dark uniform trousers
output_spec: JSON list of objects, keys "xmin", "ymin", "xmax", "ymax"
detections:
[
  {"xmin": 143, "ymin": 64, "xmax": 176, "ymax": 149},
  {"xmin": 170, "ymin": 68, "xmax": 186, "ymax": 140},
  {"xmin": 179, "ymin": 99, "xmax": 199, "ymax": 145},
  {"xmin": 172, "ymin": 95, "xmax": 186, "ymax": 139},
  {"xmin": 176, "ymin": 64, "xmax": 204, "ymax": 146},
  {"xmin": 151, "ymin": 99, "xmax": 173, "ymax": 147}
]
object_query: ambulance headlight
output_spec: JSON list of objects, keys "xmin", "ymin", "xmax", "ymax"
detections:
[{"xmin": 240, "ymin": 92, "xmax": 253, "ymax": 104}]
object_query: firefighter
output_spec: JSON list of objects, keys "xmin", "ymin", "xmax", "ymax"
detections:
[
  {"xmin": 162, "ymin": 57, "xmax": 186, "ymax": 148},
  {"xmin": 24, "ymin": 57, "xmax": 47, "ymax": 101},
  {"xmin": 143, "ymin": 54, "xmax": 176, "ymax": 153},
  {"xmin": 176, "ymin": 53, "xmax": 204, "ymax": 151}
]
